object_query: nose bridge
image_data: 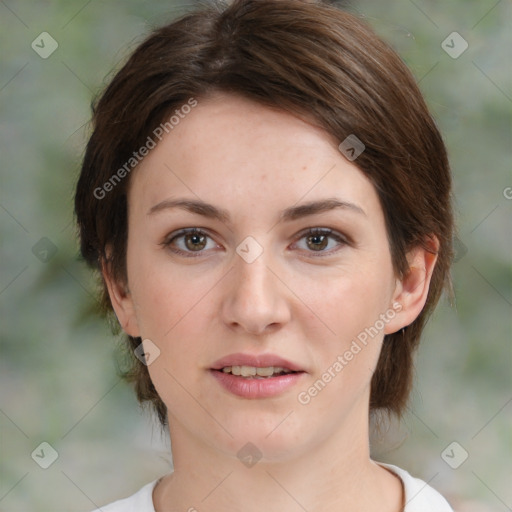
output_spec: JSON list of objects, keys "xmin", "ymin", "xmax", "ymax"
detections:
[
  {"xmin": 236, "ymin": 251, "xmax": 272, "ymax": 298},
  {"xmin": 221, "ymin": 242, "xmax": 290, "ymax": 334},
  {"xmin": 233, "ymin": 234, "xmax": 273, "ymax": 296}
]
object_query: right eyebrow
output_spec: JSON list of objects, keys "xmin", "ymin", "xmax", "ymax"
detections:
[{"xmin": 147, "ymin": 198, "xmax": 232, "ymax": 225}]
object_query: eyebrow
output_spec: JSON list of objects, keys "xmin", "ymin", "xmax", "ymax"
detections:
[
  {"xmin": 280, "ymin": 198, "xmax": 366, "ymax": 221},
  {"xmin": 147, "ymin": 197, "xmax": 366, "ymax": 223}
]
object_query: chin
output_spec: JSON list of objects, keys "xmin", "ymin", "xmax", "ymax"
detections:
[{"xmin": 211, "ymin": 412, "xmax": 311, "ymax": 462}]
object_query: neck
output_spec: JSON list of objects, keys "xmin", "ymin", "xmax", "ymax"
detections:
[{"xmin": 153, "ymin": 404, "xmax": 403, "ymax": 512}]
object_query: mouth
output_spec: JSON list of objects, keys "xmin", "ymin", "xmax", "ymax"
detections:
[
  {"xmin": 210, "ymin": 353, "xmax": 306, "ymax": 398},
  {"xmin": 211, "ymin": 352, "xmax": 305, "ymax": 373},
  {"xmin": 216, "ymin": 365, "xmax": 300, "ymax": 379}
]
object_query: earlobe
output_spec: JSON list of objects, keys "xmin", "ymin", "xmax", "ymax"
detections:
[
  {"xmin": 101, "ymin": 258, "xmax": 141, "ymax": 338},
  {"xmin": 384, "ymin": 236, "xmax": 439, "ymax": 334}
]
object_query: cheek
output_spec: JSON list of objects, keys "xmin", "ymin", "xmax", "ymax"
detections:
[
  {"xmin": 306, "ymin": 265, "xmax": 394, "ymax": 341},
  {"xmin": 128, "ymin": 262, "xmax": 213, "ymax": 408},
  {"xmin": 300, "ymin": 263, "xmax": 395, "ymax": 394},
  {"xmin": 127, "ymin": 246, "xmax": 212, "ymax": 337},
  {"xmin": 126, "ymin": 252, "xmax": 223, "ymax": 388}
]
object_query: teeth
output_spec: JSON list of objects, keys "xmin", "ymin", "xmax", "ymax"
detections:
[
  {"xmin": 220, "ymin": 366, "xmax": 294, "ymax": 378},
  {"xmin": 255, "ymin": 367, "xmax": 274, "ymax": 377},
  {"xmin": 240, "ymin": 366, "xmax": 256, "ymax": 377}
]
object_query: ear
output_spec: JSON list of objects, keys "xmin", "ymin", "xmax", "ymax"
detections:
[
  {"xmin": 384, "ymin": 236, "xmax": 439, "ymax": 335},
  {"xmin": 101, "ymin": 257, "xmax": 141, "ymax": 338}
]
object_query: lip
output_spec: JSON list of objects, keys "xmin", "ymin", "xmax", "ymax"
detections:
[
  {"xmin": 210, "ymin": 353, "xmax": 306, "ymax": 399},
  {"xmin": 211, "ymin": 370, "xmax": 305, "ymax": 399},
  {"xmin": 211, "ymin": 353, "xmax": 305, "ymax": 372}
]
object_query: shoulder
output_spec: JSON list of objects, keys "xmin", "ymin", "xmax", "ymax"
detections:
[
  {"xmin": 89, "ymin": 480, "xmax": 159, "ymax": 512},
  {"xmin": 379, "ymin": 463, "xmax": 455, "ymax": 512}
]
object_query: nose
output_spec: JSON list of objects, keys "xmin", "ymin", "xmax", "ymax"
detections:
[{"xmin": 220, "ymin": 251, "xmax": 292, "ymax": 336}]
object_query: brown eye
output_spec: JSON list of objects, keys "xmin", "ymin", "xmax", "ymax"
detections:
[
  {"xmin": 163, "ymin": 228, "xmax": 219, "ymax": 256},
  {"xmin": 306, "ymin": 233, "xmax": 329, "ymax": 251},
  {"xmin": 293, "ymin": 227, "xmax": 348, "ymax": 256},
  {"xmin": 184, "ymin": 232, "xmax": 207, "ymax": 251}
]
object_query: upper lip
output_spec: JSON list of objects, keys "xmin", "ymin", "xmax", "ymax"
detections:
[{"xmin": 211, "ymin": 353, "xmax": 305, "ymax": 372}]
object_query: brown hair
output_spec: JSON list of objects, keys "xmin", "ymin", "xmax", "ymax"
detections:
[{"xmin": 75, "ymin": 0, "xmax": 453, "ymax": 426}]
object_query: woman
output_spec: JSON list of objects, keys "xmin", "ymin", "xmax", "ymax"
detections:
[{"xmin": 75, "ymin": 0, "xmax": 455, "ymax": 510}]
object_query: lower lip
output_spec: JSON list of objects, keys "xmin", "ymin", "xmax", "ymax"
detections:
[{"xmin": 210, "ymin": 370, "xmax": 305, "ymax": 399}]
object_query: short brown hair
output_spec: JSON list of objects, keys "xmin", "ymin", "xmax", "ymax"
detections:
[{"xmin": 75, "ymin": 0, "xmax": 453, "ymax": 426}]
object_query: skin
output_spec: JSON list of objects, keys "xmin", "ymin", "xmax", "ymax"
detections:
[{"xmin": 104, "ymin": 92, "xmax": 438, "ymax": 512}]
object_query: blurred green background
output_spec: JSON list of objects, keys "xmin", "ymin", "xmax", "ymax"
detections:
[{"xmin": 1, "ymin": 0, "xmax": 510, "ymax": 510}]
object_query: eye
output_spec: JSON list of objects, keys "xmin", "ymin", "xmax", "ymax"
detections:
[
  {"xmin": 292, "ymin": 228, "xmax": 348, "ymax": 255},
  {"xmin": 162, "ymin": 228, "xmax": 220, "ymax": 256}
]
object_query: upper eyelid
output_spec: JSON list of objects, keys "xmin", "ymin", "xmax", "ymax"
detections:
[
  {"xmin": 291, "ymin": 228, "xmax": 349, "ymax": 250},
  {"xmin": 164, "ymin": 227, "xmax": 214, "ymax": 240},
  {"xmin": 293, "ymin": 227, "xmax": 351, "ymax": 244},
  {"xmin": 165, "ymin": 227, "xmax": 343, "ymax": 241},
  {"xmin": 163, "ymin": 227, "xmax": 219, "ymax": 246},
  {"xmin": 164, "ymin": 227, "xmax": 349, "ymax": 252}
]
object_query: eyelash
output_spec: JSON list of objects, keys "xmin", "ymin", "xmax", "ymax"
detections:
[{"xmin": 161, "ymin": 227, "xmax": 349, "ymax": 258}]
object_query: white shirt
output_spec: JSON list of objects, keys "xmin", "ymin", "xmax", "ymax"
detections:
[{"xmin": 91, "ymin": 463, "xmax": 454, "ymax": 511}]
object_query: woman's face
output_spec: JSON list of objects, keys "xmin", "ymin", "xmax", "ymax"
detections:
[{"xmin": 108, "ymin": 92, "xmax": 418, "ymax": 461}]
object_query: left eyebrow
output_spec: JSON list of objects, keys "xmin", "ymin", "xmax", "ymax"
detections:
[{"xmin": 280, "ymin": 198, "xmax": 366, "ymax": 222}]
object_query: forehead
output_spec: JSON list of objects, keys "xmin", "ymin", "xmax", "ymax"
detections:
[{"xmin": 130, "ymin": 93, "xmax": 380, "ymax": 221}]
